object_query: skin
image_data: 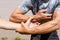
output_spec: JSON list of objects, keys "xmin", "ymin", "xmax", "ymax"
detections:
[
  {"xmin": 9, "ymin": 8, "xmax": 52, "ymax": 23},
  {"xmin": 0, "ymin": 8, "xmax": 60, "ymax": 34},
  {"xmin": 0, "ymin": 17, "xmax": 21, "ymax": 30},
  {"xmin": 0, "ymin": 8, "xmax": 52, "ymax": 34},
  {"xmin": 9, "ymin": 7, "xmax": 60, "ymax": 34},
  {"xmin": 16, "ymin": 10, "xmax": 60, "ymax": 34},
  {"xmin": 0, "ymin": 17, "xmax": 38, "ymax": 30}
]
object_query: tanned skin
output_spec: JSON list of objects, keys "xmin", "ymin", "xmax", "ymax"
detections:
[
  {"xmin": 9, "ymin": 8, "xmax": 60, "ymax": 34},
  {"xmin": 16, "ymin": 10, "xmax": 60, "ymax": 34},
  {"xmin": 9, "ymin": 8, "xmax": 52, "ymax": 23}
]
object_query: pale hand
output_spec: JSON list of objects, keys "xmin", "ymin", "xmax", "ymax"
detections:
[{"xmin": 16, "ymin": 17, "xmax": 40, "ymax": 33}]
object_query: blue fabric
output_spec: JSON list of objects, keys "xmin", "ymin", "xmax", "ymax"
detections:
[
  {"xmin": 18, "ymin": 0, "xmax": 60, "ymax": 14},
  {"xmin": 32, "ymin": 0, "xmax": 59, "ymax": 14}
]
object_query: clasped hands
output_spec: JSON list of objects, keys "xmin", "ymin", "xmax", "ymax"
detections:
[
  {"xmin": 16, "ymin": 9, "xmax": 52, "ymax": 34},
  {"xmin": 16, "ymin": 17, "xmax": 40, "ymax": 34}
]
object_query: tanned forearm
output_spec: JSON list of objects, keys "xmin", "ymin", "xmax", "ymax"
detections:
[
  {"xmin": 30, "ymin": 19, "xmax": 59, "ymax": 34},
  {"xmin": 9, "ymin": 8, "xmax": 31, "ymax": 23},
  {"xmin": 12, "ymin": 14, "xmax": 31, "ymax": 22},
  {"xmin": 22, "ymin": 19, "xmax": 59, "ymax": 34},
  {"xmin": 21, "ymin": 10, "xmax": 60, "ymax": 34}
]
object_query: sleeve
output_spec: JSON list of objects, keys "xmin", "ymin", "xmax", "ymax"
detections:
[
  {"xmin": 18, "ymin": 0, "xmax": 31, "ymax": 13},
  {"xmin": 55, "ymin": 0, "xmax": 60, "ymax": 11},
  {"xmin": 45, "ymin": 0, "xmax": 58, "ymax": 14}
]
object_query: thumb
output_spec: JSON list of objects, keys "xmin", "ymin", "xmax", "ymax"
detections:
[
  {"xmin": 21, "ymin": 22, "xmax": 26, "ymax": 27},
  {"xmin": 39, "ymin": 9, "xmax": 47, "ymax": 13},
  {"xmin": 25, "ymin": 17, "xmax": 33, "ymax": 26},
  {"xmin": 16, "ymin": 22, "xmax": 26, "ymax": 32},
  {"xmin": 21, "ymin": 22, "xmax": 29, "ymax": 31}
]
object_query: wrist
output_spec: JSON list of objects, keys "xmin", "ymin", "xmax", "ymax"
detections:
[
  {"xmin": 33, "ymin": 15, "xmax": 41, "ymax": 21},
  {"xmin": 23, "ymin": 15, "xmax": 31, "ymax": 22}
]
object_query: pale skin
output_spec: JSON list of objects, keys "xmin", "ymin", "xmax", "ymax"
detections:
[
  {"xmin": 0, "ymin": 17, "xmax": 21, "ymax": 30},
  {"xmin": 0, "ymin": 17, "xmax": 36, "ymax": 30}
]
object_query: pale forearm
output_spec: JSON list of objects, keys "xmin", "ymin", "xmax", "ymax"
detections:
[{"xmin": 0, "ymin": 18, "xmax": 21, "ymax": 30}]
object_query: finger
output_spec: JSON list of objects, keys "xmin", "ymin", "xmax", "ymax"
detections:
[
  {"xmin": 21, "ymin": 22, "xmax": 26, "ymax": 27},
  {"xmin": 35, "ymin": 22, "xmax": 41, "ymax": 25},
  {"xmin": 25, "ymin": 17, "xmax": 33, "ymax": 25},
  {"xmin": 39, "ymin": 9, "xmax": 47, "ymax": 13},
  {"xmin": 29, "ymin": 23, "xmax": 37, "ymax": 28},
  {"xmin": 45, "ymin": 17, "xmax": 51, "ymax": 19},
  {"xmin": 44, "ymin": 14, "xmax": 52, "ymax": 17},
  {"xmin": 32, "ymin": 19, "xmax": 37, "ymax": 23},
  {"xmin": 27, "ymin": 17, "xmax": 33, "ymax": 23}
]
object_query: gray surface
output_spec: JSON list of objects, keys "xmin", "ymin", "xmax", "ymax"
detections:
[{"xmin": 0, "ymin": 0, "xmax": 60, "ymax": 40}]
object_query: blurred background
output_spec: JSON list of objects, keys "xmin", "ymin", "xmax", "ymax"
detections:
[
  {"xmin": 0, "ymin": 0, "xmax": 31, "ymax": 40},
  {"xmin": 0, "ymin": 0, "xmax": 60, "ymax": 40}
]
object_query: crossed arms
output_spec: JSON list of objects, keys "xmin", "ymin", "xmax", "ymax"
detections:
[
  {"xmin": 9, "ymin": 8, "xmax": 60, "ymax": 34},
  {"xmin": 0, "ymin": 8, "xmax": 59, "ymax": 35},
  {"xmin": 0, "ymin": 8, "xmax": 59, "ymax": 34},
  {"xmin": 15, "ymin": 10, "xmax": 60, "ymax": 34}
]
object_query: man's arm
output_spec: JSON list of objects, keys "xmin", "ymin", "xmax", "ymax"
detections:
[
  {"xmin": 26, "ymin": 10, "xmax": 60, "ymax": 34},
  {"xmin": 9, "ymin": 0, "xmax": 32, "ymax": 23},
  {"xmin": 16, "ymin": 10, "xmax": 60, "ymax": 34},
  {"xmin": 32, "ymin": 9, "xmax": 52, "ymax": 21},
  {"xmin": 9, "ymin": 8, "xmax": 31, "ymax": 23},
  {"xmin": 9, "ymin": 8, "xmax": 52, "ymax": 23}
]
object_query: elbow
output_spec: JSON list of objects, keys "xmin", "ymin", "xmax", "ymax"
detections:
[
  {"xmin": 9, "ymin": 17, "xmax": 21, "ymax": 23},
  {"xmin": 9, "ymin": 13, "xmax": 22, "ymax": 23}
]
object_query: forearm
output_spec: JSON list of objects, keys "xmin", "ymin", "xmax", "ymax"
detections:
[
  {"xmin": 33, "ymin": 19, "xmax": 59, "ymax": 34},
  {"xmin": 23, "ymin": 19, "xmax": 59, "ymax": 34},
  {"xmin": 9, "ymin": 14, "xmax": 31, "ymax": 23},
  {"xmin": 33, "ymin": 11, "xmax": 52, "ymax": 21},
  {"xmin": 0, "ymin": 18, "xmax": 21, "ymax": 30},
  {"xmin": 9, "ymin": 8, "xmax": 31, "ymax": 23},
  {"xmin": 23, "ymin": 10, "xmax": 60, "ymax": 34}
]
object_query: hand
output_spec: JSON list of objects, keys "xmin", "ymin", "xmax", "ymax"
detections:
[
  {"xmin": 9, "ymin": 8, "xmax": 31, "ymax": 23},
  {"xmin": 16, "ymin": 22, "xmax": 40, "ymax": 34},
  {"xmin": 16, "ymin": 17, "xmax": 40, "ymax": 34},
  {"xmin": 16, "ymin": 17, "xmax": 33, "ymax": 34},
  {"xmin": 32, "ymin": 9, "xmax": 52, "ymax": 22},
  {"xmin": 25, "ymin": 17, "xmax": 40, "ymax": 28}
]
